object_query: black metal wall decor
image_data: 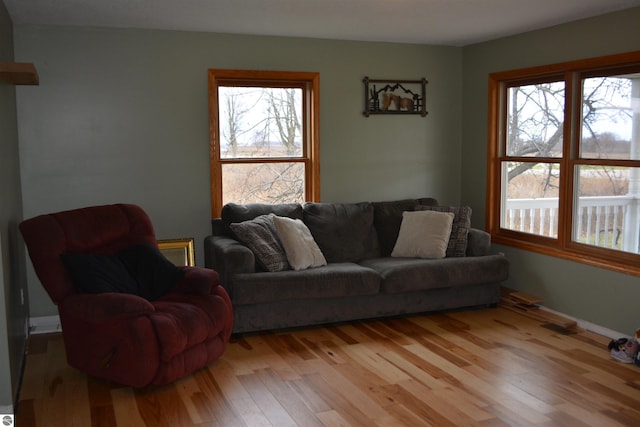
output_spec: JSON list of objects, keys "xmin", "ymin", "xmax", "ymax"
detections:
[{"xmin": 363, "ymin": 77, "xmax": 428, "ymax": 117}]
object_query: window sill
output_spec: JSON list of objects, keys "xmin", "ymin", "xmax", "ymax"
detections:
[{"xmin": 492, "ymin": 234, "xmax": 640, "ymax": 278}]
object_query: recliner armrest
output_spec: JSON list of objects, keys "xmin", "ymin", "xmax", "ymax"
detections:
[
  {"xmin": 60, "ymin": 293, "xmax": 155, "ymax": 323},
  {"xmin": 172, "ymin": 266, "xmax": 219, "ymax": 295}
]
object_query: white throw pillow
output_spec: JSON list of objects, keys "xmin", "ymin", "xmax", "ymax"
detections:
[
  {"xmin": 391, "ymin": 210, "xmax": 455, "ymax": 259},
  {"xmin": 272, "ymin": 216, "xmax": 327, "ymax": 270}
]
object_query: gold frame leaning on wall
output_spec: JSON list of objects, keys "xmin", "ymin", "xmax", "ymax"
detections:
[{"xmin": 157, "ymin": 238, "xmax": 195, "ymax": 267}]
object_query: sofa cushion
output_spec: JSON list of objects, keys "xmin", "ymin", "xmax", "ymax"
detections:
[
  {"xmin": 391, "ymin": 210, "xmax": 454, "ymax": 259},
  {"xmin": 273, "ymin": 216, "xmax": 327, "ymax": 270},
  {"xmin": 230, "ymin": 214, "xmax": 289, "ymax": 272},
  {"xmin": 373, "ymin": 198, "xmax": 439, "ymax": 256},
  {"xmin": 231, "ymin": 263, "xmax": 381, "ymax": 305},
  {"xmin": 359, "ymin": 254, "xmax": 510, "ymax": 294},
  {"xmin": 303, "ymin": 202, "xmax": 380, "ymax": 263},
  {"xmin": 415, "ymin": 205, "xmax": 472, "ymax": 257},
  {"xmin": 221, "ymin": 203, "xmax": 303, "ymax": 236}
]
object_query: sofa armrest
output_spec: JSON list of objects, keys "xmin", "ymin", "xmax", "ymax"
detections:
[
  {"xmin": 466, "ymin": 228, "xmax": 491, "ymax": 256},
  {"xmin": 204, "ymin": 235, "xmax": 256, "ymax": 293}
]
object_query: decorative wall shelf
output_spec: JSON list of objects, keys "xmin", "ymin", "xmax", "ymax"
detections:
[{"xmin": 0, "ymin": 62, "xmax": 39, "ymax": 85}]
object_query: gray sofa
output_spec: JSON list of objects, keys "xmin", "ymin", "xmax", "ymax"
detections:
[{"xmin": 204, "ymin": 197, "xmax": 509, "ymax": 333}]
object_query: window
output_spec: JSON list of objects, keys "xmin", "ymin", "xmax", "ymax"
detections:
[
  {"xmin": 487, "ymin": 51, "xmax": 640, "ymax": 276},
  {"xmin": 208, "ymin": 70, "xmax": 320, "ymax": 217}
]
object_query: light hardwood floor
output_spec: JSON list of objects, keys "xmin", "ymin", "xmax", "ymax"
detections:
[{"xmin": 16, "ymin": 307, "xmax": 640, "ymax": 426}]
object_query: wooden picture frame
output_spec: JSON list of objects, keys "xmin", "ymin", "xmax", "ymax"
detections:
[
  {"xmin": 158, "ymin": 238, "xmax": 195, "ymax": 267},
  {"xmin": 363, "ymin": 77, "xmax": 428, "ymax": 117}
]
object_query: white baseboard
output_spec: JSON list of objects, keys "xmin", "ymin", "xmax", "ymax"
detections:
[
  {"xmin": 29, "ymin": 315, "xmax": 62, "ymax": 334},
  {"xmin": 28, "ymin": 308, "xmax": 626, "ymax": 340},
  {"xmin": 538, "ymin": 306, "xmax": 624, "ymax": 339}
]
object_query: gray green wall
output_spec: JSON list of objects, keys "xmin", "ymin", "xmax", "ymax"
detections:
[
  {"xmin": 462, "ymin": 7, "xmax": 640, "ymax": 334},
  {"xmin": 10, "ymin": 6, "xmax": 640, "ymax": 344},
  {"xmin": 13, "ymin": 26, "xmax": 462, "ymax": 318},
  {"xmin": 0, "ymin": 0, "xmax": 29, "ymax": 412}
]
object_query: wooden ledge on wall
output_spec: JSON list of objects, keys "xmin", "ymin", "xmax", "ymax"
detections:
[{"xmin": 0, "ymin": 62, "xmax": 39, "ymax": 85}]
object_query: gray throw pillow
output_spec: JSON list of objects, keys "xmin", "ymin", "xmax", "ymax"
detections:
[
  {"xmin": 415, "ymin": 205, "xmax": 472, "ymax": 257},
  {"xmin": 230, "ymin": 214, "xmax": 290, "ymax": 272}
]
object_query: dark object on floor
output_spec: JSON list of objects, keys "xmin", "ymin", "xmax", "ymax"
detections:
[{"xmin": 541, "ymin": 323, "xmax": 577, "ymax": 335}]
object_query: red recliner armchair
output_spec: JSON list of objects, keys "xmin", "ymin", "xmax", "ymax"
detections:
[{"xmin": 19, "ymin": 203, "xmax": 233, "ymax": 387}]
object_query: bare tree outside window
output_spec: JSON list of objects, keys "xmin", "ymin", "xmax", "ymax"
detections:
[
  {"xmin": 502, "ymin": 82, "xmax": 564, "ymax": 236},
  {"xmin": 217, "ymin": 86, "xmax": 305, "ymax": 206},
  {"xmin": 488, "ymin": 53, "xmax": 640, "ymax": 276},
  {"xmin": 500, "ymin": 74, "xmax": 639, "ymax": 253},
  {"xmin": 209, "ymin": 70, "xmax": 320, "ymax": 217}
]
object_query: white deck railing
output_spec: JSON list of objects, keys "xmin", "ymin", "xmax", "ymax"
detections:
[{"xmin": 504, "ymin": 195, "xmax": 640, "ymax": 253}]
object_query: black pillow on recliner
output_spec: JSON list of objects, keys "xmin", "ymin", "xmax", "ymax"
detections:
[
  {"xmin": 62, "ymin": 244, "xmax": 183, "ymax": 301},
  {"xmin": 62, "ymin": 252, "xmax": 139, "ymax": 295},
  {"xmin": 118, "ymin": 244, "xmax": 184, "ymax": 301}
]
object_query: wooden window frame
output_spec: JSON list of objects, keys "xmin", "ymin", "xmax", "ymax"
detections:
[
  {"xmin": 487, "ymin": 51, "xmax": 640, "ymax": 277},
  {"xmin": 208, "ymin": 70, "xmax": 320, "ymax": 217}
]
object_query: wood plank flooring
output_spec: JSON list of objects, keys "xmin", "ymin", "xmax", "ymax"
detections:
[{"xmin": 16, "ymin": 307, "xmax": 640, "ymax": 426}]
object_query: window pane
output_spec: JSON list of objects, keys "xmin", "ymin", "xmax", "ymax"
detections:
[
  {"xmin": 501, "ymin": 161, "xmax": 559, "ymax": 237},
  {"xmin": 581, "ymin": 75, "xmax": 639, "ymax": 160},
  {"xmin": 573, "ymin": 165, "xmax": 640, "ymax": 254},
  {"xmin": 506, "ymin": 82, "xmax": 565, "ymax": 158},
  {"xmin": 219, "ymin": 86, "xmax": 303, "ymax": 159},
  {"xmin": 222, "ymin": 162, "xmax": 305, "ymax": 205}
]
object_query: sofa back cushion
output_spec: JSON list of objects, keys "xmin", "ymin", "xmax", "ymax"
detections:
[
  {"xmin": 373, "ymin": 198, "xmax": 438, "ymax": 256},
  {"xmin": 302, "ymin": 202, "xmax": 380, "ymax": 263},
  {"xmin": 221, "ymin": 203, "xmax": 303, "ymax": 236}
]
